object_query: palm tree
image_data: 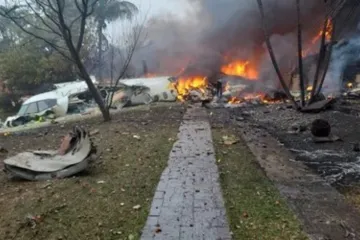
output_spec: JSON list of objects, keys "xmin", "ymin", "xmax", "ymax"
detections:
[{"xmin": 95, "ymin": 0, "xmax": 138, "ymax": 82}]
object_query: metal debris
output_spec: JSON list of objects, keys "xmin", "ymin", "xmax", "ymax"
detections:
[{"xmin": 3, "ymin": 126, "xmax": 97, "ymax": 181}]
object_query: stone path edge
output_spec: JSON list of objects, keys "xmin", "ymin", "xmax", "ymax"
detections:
[{"xmin": 140, "ymin": 106, "xmax": 232, "ymax": 240}]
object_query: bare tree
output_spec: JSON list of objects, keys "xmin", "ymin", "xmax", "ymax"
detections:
[
  {"xmin": 256, "ymin": 0, "xmax": 355, "ymax": 110},
  {"xmin": 256, "ymin": 0, "xmax": 299, "ymax": 109},
  {"xmin": 105, "ymin": 13, "xmax": 146, "ymax": 109},
  {"xmin": 296, "ymin": 0, "xmax": 305, "ymax": 107},
  {"xmin": 0, "ymin": 0, "xmax": 112, "ymax": 121}
]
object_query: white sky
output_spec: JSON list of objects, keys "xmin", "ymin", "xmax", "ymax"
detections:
[
  {"xmin": 0, "ymin": 0, "xmax": 196, "ymax": 43},
  {"xmin": 107, "ymin": 0, "xmax": 197, "ymax": 44},
  {"xmin": 0, "ymin": 0, "xmax": 194, "ymax": 19},
  {"xmin": 130, "ymin": 0, "xmax": 194, "ymax": 19}
]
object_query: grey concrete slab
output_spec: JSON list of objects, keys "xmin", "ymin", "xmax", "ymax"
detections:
[{"xmin": 141, "ymin": 106, "xmax": 231, "ymax": 240}]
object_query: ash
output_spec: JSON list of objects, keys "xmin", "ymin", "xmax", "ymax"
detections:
[{"xmin": 221, "ymin": 100, "xmax": 360, "ymax": 186}]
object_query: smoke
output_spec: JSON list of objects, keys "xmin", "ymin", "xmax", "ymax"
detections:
[
  {"xmin": 131, "ymin": 0, "xmax": 328, "ymax": 85},
  {"xmin": 324, "ymin": 36, "xmax": 360, "ymax": 94}
]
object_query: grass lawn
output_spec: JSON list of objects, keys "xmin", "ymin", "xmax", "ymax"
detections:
[
  {"xmin": 0, "ymin": 105, "xmax": 183, "ymax": 240},
  {"xmin": 212, "ymin": 127, "xmax": 308, "ymax": 240}
]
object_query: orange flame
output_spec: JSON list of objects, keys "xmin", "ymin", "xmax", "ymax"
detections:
[
  {"xmin": 228, "ymin": 97, "xmax": 241, "ymax": 104},
  {"xmin": 311, "ymin": 19, "xmax": 333, "ymax": 44},
  {"xmin": 170, "ymin": 76, "xmax": 208, "ymax": 101},
  {"xmin": 221, "ymin": 60, "xmax": 258, "ymax": 79},
  {"xmin": 302, "ymin": 19, "xmax": 333, "ymax": 57},
  {"xmin": 226, "ymin": 92, "xmax": 284, "ymax": 105}
]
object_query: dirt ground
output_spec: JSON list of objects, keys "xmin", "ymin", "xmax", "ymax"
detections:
[{"xmin": 0, "ymin": 104, "xmax": 185, "ymax": 240}]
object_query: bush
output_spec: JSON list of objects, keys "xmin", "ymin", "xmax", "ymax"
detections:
[{"xmin": 0, "ymin": 93, "xmax": 21, "ymax": 113}]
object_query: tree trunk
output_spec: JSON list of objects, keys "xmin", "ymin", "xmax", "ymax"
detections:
[
  {"xmin": 66, "ymin": 27, "xmax": 110, "ymax": 121},
  {"xmin": 83, "ymin": 73, "xmax": 111, "ymax": 121},
  {"xmin": 309, "ymin": 18, "xmax": 328, "ymax": 103},
  {"xmin": 97, "ymin": 19, "xmax": 104, "ymax": 83},
  {"xmin": 316, "ymin": 18, "xmax": 336, "ymax": 96},
  {"xmin": 296, "ymin": 0, "xmax": 305, "ymax": 107},
  {"xmin": 73, "ymin": 50, "xmax": 111, "ymax": 121},
  {"xmin": 256, "ymin": 0, "xmax": 299, "ymax": 109}
]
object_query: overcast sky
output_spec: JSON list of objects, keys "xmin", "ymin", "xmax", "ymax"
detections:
[
  {"xmin": 0, "ymin": 0, "xmax": 193, "ymax": 19},
  {"xmin": 131, "ymin": 0, "xmax": 193, "ymax": 19},
  {"xmin": 0, "ymin": 0, "xmax": 194, "ymax": 37}
]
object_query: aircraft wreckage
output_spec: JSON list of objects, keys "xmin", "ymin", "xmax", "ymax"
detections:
[
  {"xmin": 1, "ymin": 76, "xmax": 177, "ymax": 129},
  {"xmin": 3, "ymin": 126, "xmax": 97, "ymax": 181}
]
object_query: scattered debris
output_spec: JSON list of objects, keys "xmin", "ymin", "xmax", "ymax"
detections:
[
  {"xmin": 58, "ymin": 133, "xmax": 74, "ymax": 155},
  {"xmin": 310, "ymin": 119, "xmax": 342, "ymax": 143},
  {"xmin": 0, "ymin": 146, "xmax": 8, "ymax": 154},
  {"xmin": 300, "ymin": 98, "xmax": 336, "ymax": 113},
  {"xmin": 133, "ymin": 135, "xmax": 141, "ymax": 140},
  {"xmin": 132, "ymin": 205, "xmax": 141, "ymax": 210},
  {"xmin": 353, "ymin": 143, "xmax": 360, "ymax": 152},
  {"xmin": 90, "ymin": 129, "xmax": 100, "ymax": 136},
  {"xmin": 222, "ymin": 135, "xmax": 239, "ymax": 145},
  {"xmin": 3, "ymin": 126, "xmax": 97, "ymax": 181},
  {"xmin": 311, "ymin": 119, "xmax": 331, "ymax": 137},
  {"xmin": 313, "ymin": 135, "xmax": 341, "ymax": 143},
  {"xmin": 40, "ymin": 182, "xmax": 52, "ymax": 189},
  {"xmin": 290, "ymin": 149, "xmax": 346, "ymax": 159},
  {"xmin": 25, "ymin": 214, "xmax": 42, "ymax": 228},
  {"xmin": 289, "ymin": 122, "xmax": 307, "ymax": 133}
]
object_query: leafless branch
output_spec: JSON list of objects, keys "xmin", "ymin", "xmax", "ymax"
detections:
[
  {"xmin": 256, "ymin": 0, "xmax": 299, "ymax": 109},
  {"xmin": 309, "ymin": 17, "xmax": 329, "ymax": 103},
  {"xmin": 296, "ymin": 0, "xmax": 305, "ymax": 107},
  {"xmin": 1, "ymin": 0, "xmax": 111, "ymax": 121},
  {"xmin": 107, "ymin": 14, "xmax": 147, "ymax": 108},
  {"xmin": 316, "ymin": 18, "xmax": 337, "ymax": 96}
]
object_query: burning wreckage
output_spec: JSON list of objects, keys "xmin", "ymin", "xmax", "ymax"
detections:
[
  {"xmin": 0, "ymin": 70, "xmax": 292, "ymax": 130},
  {"xmin": 4, "ymin": 39, "xmax": 360, "ymax": 131},
  {"xmin": 0, "ymin": 76, "xmax": 178, "ymax": 129}
]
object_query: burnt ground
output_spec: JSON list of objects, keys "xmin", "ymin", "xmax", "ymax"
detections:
[
  {"xmin": 208, "ymin": 100, "xmax": 360, "ymax": 239},
  {"xmin": 227, "ymin": 100, "xmax": 360, "ymax": 186}
]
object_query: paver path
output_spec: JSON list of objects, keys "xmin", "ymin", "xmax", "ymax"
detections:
[{"xmin": 141, "ymin": 106, "xmax": 231, "ymax": 240}]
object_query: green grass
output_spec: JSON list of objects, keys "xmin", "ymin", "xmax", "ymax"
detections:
[
  {"xmin": 0, "ymin": 107, "xmax": 181, "ymax": 240},
  {"xmin": 212, "ymin": 127, "xmax": 307, "ymax": 240}
]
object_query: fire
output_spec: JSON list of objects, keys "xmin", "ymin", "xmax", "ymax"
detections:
[
  {"xmin": 311, "ymin": 19, "xmax": 333, "ymax": 44},
  {"xmin": 303, "ymin": 19, "xmax": 333, "ymax": 57},
  {"xmin": 221, "ymin": 60, "xmax": 258, "ymax": 79},
  {"xmin": 226, "ymin": 93, "xmax": 279, "ymax": 105},
  {"xmin": 170, "ymin": 76, "xmax": 208, "ymax": 101},
  {"xmin": 228, "ymin": 97, "xmax": 241, "ymax": 104}
]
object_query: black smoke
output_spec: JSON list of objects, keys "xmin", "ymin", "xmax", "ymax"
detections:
[{"xmin": 130, "ymin": 0, "xmax": 359, "ymax": 87}]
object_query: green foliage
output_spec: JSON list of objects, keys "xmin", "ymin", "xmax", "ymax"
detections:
[
  {"xmin": 0, "ymin": 92, "xmax": 21, "ymax": 113},
  {"xmin": 0, "ymin": 1, "xmax": 139, "ymax": 98},
  {"xmin": 95, "ymin": 0, "xmax": 138, "ymax": 26},
  {"xmin": 0, "ymin": 45, "xmax": 76, "ymax": 94}
]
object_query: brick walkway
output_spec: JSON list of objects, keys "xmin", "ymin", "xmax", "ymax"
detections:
[{"xmin": 141, "ymin": 106, "xmax": 231, "ymax": 240}]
